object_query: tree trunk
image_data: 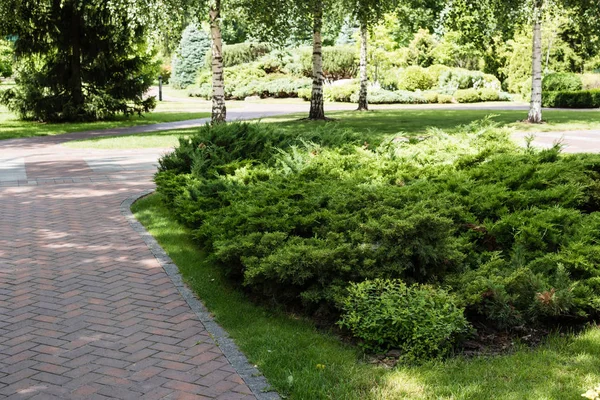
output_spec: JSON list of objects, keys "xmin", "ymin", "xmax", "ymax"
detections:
[
  {"xmin": 69, "ymin": 2, "xmax": 84, "ymax": 108},
  {"xmin": 357, "ymin": 21, "xmax": 368, "ymax": 111},
  {"xmin": 528, "ymin": 0, "xmax": 543, "ymax": 123},
  {"xmin": 308, "ymin": 3, "xmax": 325, "ymax": 120},
  {"xmin": 210, "ymin": 0, "xmax": 226, "ymax": 124}
]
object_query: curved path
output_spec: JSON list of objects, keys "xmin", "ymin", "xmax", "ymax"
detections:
[
  {"xmin": 0, "ymin": 107, "xmax": 299, "ymax": 399},
  {"xmin": 0, "ymin": 102, "xmax": 598, "ymax": 399}
]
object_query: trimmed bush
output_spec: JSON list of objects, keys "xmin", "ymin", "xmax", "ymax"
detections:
[
  {"xmin": 427, "ymin": 65, "xmax": 451, "ymax": 85},
  {"xmin": 438, "ymin": 68, "xmax": 500, "ymax": 91},
  {"xmin": 438, "ymin": 94, "xmax": 454, "ymax": 103},
  {"xmin": 397, "ymin": 66, "xmax": 435, "ymax": 91},
  {"xmin": 338, "ymin": 279, "xmax": 469, "ymax": 359},
  {"xmin": 542, "ymin": 73, "xmax": 583, "ymax": 92},
  {"xmin": 171, "ymin": 24, "xmax": 211, "ymax": 89},
  {"xmin": 423, "ymin": 92, "xmax": 439, "ymax": 103},
  {"xmin": 348, "ymin": 88, "xmax": 427, "ymax": 104},
  {"xmin": 478, "ymin": 88, "xmax": 500, "ymax": 102},
  {"xmin": 454, "ymin": 89, "xmax": 480, "ymax": 103},
  {"xmin": 324, "ymin": 82, "xmax": 358, "ymax": 102},
  {"xmin": 543, "ymin": 89, "xmax": 600, "ymax": 108}
]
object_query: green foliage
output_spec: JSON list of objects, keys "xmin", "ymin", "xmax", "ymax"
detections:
[
  {"xmin": 192, "ymin": 63, "xmax": 311, "ymax": 100},
  {"xmin": 542, "ymin": 73, "xmax": 583, "ymax": 92},
  {"xmin": 171, "ymin": 24, "xmax": 211, "ymax": 89},
  {"xmin": 299, "ymin": 46, "xmax": 359, "ymax": 80},
  {"xmin": 454, "ymin": 89, "xmax": 480, "ymax": 103},
  {"xmin": 0, "ymin": 0, "xmax": 159, "ymax": 122},
  {"xmin": 543, "ymin": 89, "xmax": 600, "ymax": 108},
  {"xmin": 0, "ymin": 40, "xmax": 13, "ymax": 78},
  {"xmin": 324, "ymin": 82, "xmax": 359, "ymax": 102},
  {"xmin": 439, "ymin": 68, "xmax": 500, "ymax": 91},
  {"xmin": 437, "ymin": 94, "xmax": 454, "ymax": 103},
  {"xmin": 338, "ymin": 279, "xmax": 469, "ymax": 359},
  {"xmin": 397, "ymin": 66, "xmax": 435, "ymax": 91},
  {"xmin": 422, "ymin": 92, "xmax": 438, "ymax": 103},
  {"xmin": 349, "ymin": 88, "xmax": 427, "ymax": 104},
  {"xmin": 156, "ymin": 118, "xmax": 600, "ymax": 335},
  {"xmin": 206, "ymin": 43, "xmax": 272, "ymax": 68},
  {"xmin": 406, "ymin": 29, "xmax": 438, "ymax": 67}
]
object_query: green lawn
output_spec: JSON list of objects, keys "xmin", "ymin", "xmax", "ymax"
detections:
[
  {"xmin": 67, "ymin": 108, "xmax": 600, "ymax": 150},
  {"xmin": 0, "ymin": 103, "xmax": 210, "ymax": 141},
  {"xmin": 132, "ymin": 193, "xmax": 600, "ymax": 400}
]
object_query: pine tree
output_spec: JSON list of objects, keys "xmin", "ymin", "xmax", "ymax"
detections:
[
  {"xmin": 171, "ymin": 23, "xmax": 212, "ymax": 89},
  {"xmin": 0, "ymin": 0, "xmax": 159, "ymax": 122}
]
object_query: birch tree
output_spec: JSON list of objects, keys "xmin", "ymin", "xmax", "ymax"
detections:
[
  {"xmin": 209, "ymin": 0, "xmax": 226, "ymax": 123},
  {"xmin": 343, "ymin": 0, "xmax": 398, "ymax": 111},
  {"xmin": 528, "ymin": 0, "xmax": 543, "ymax": 123}
]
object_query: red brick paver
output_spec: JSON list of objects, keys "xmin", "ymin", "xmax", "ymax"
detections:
[{"xmin": 0, "ymin": 145, "xmax": 257, "ymax": 399}]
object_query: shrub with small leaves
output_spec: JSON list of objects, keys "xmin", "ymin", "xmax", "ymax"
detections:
[
  {"xmin": 397, "ymin": 66, "xmax": 435, "ymax": 91},
  {"xmin": 338, "ymin": 279, "xmax": 469, "ymax": 360}
]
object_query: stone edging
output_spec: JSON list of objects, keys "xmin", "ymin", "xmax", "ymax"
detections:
[{"xmin": 121, "ymin": 190, "xmax": 280, "ymax": 400}]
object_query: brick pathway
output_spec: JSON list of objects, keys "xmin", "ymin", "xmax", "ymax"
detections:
[{"xmin": 0, "ymin": 138, "xmax": 262, "ymax": 398}]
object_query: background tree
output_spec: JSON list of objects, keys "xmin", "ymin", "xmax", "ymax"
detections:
[
  {"xmin": 0, "ymin": 0, "xmax": 161, "ymax": 122},
  {"xmin": 171, "ymin": 23, "xmax": 212, "ymax": 89},
  {"xmin": 343, "ymin": 0, "xmax": 398, "ymax": 111}
]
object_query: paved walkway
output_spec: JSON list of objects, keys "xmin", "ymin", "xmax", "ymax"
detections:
[{"xmin": 0, "ymin": 106, "xmax": 299, "ymax": 399}]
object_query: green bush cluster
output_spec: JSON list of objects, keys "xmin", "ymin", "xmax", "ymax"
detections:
[
  {"xmin": 190, "ymin": 64, "xmax": 311, "ymax": 100},
  {"xmin": 205, "ymin": 42, "xmax": 272, "ymax": 68},
  {"xmin": 338, "ymin": 279, "xmax": 469, "ymax": 359},
  {"xmin": 0, "ymin": 40, "xmax": 13, "ymax": 78},
  {"xmin": 543, "ymin": 89, "xmax": 600, "ymax": 108},
  {"xmin": 397, "ymin": 66, "xmax": 435, "ymax": 91},
  {"xmin": 454, "ymin": 88, "xmax": 502, "ymax": 103},
  {"xmin": 438, "ymin": 68, "xmax": 501, "ymax": 91},
  {"xmin": 542, "ymin": 73, "xmax": 583, "ymax": 92},
  {"xmin": 156, "ymin": 120, "xmax": 600, "ymax": 343}
]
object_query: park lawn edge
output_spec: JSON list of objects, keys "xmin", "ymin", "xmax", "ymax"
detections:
[{"xmin": 132, "ymin": 192, "xmax": 600, "ymax": 400}]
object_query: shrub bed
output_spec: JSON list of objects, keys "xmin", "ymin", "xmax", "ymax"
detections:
[
  {"xmin": 543, "ymin": 89, "xmax": 600, "ymax": 108},
  {"xmin": 156, "ymin": 120, "xmax": 600, "ymax": 358}
]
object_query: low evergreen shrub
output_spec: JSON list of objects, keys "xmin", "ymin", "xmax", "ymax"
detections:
[{"xmin": 156, "ymin": 119, "xmax": 600, "ymax": 353}]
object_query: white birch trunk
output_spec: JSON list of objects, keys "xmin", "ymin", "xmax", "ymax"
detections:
[
  {"xmin": 210, "ymin": 0, "xmax": 226, "ymax": 124},
  {"xmin": 309, "ymin": 3, "xmax": 325, "ymax": 120},
  {"xmin": 528, "ymin": 0, "xmax": 543, "ymax": 123},
  {"xmin": 357, "ymin": 21, "xmax": 368, "ymax": 111}
]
